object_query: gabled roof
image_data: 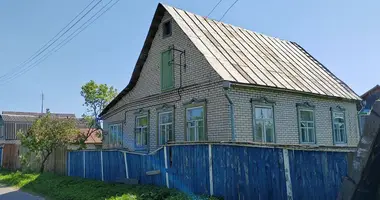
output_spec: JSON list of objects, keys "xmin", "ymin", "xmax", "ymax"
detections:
[
  {"xmin": 100, "ymin": 3, "xmax": 360, "ymax": 117},
  {"xmin": 361, "ymin": 84, "xmax": 380, "ymax": 99}
]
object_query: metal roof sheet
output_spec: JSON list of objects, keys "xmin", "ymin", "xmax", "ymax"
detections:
[
  {"xmin": 164, "ymin": 4, "xmax": 360, "ymax": 100},
  {"xmin": 99, "ymin": 3, "xmax": 360, "ymax": 117},
  {"xmin": 1, "ymin": 111, "xmax": 76, "ymax": 122}
]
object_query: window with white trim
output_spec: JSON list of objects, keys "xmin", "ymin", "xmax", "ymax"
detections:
[
  {"xmin": 158, "ymin": 111, "xmax": 173, "ymax": 145},
  {"xmin": 186, "ymin": 106, "xmax": 205, "ymax": 141},
  {"xmin": 332, "ymin": 112, "xmax": 346, "ymax": 144},
  {"xmin": 299, "ymin": 109, "xmax": 315, "ymax": 144},
  {"xmin": 254, "ymin": 106, "xmax": 274, "ymax": 143},
  {"xmin": 135, "ymin": 115, "xmax": 148, "ymax": 147},
  {"xmin": 108, "ymin": 124, "xmax": 122, "ymax": 147}
]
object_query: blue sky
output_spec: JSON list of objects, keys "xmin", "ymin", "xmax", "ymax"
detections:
[{"xmin": 0, "ymin": 0, "xmax": 378, "ymax": 116}]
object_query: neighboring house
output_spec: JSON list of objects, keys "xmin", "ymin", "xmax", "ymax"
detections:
[
  {"xmin": 68, "ymin": 119, "xmax": 102, "ymax": 150},
  {"xmin": 99, "ymin": 3, "xmax": 361, "ymax": 152},
  {"xmin": 0, "ymin": 111, "xmax": 102, "ymax": 148},
  {"xmin": 358, "ymin": 85, "xmax": 380, "ymax": 135},
  {"xmin": 0, "ymin": 111, "xmax": 75, "ymax": 144}
]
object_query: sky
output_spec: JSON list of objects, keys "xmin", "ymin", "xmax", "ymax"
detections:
[{"xmin": 0, "ymin": 0, "xmax": 379, "ymax": 117}]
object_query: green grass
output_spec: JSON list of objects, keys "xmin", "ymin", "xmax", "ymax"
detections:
[{"xmin": 0, "ymin": 171, "xmax": 220, "ymax": 200}]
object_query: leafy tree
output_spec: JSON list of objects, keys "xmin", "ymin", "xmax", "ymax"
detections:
[
  {"xmin": 18, "ymin": 114, "xmax": 79, "ymax": 173},
  {"xmin": 78, "ymin": 80, "xmax": 117, "ymax": 148}
]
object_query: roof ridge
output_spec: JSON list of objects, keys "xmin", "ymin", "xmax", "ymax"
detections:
[{"xmin": 162, "ymin": 3, "xmax": 291, "ymax": 43}]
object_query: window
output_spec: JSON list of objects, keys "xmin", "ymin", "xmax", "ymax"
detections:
[
  {"xmin": 135, "ymin": 115, "xmax": 148, "ymax": 148},
  {"xmin": 332, "ymin": 112, "xmax": 347, "ymax": 144},
  {"xmin": 161, "ymin": 49, "xmax": 173, "ymax": 91},
  {"xmin": 158, "ymin": 111, "xmax": 173, "ymax": 145},
  {"xmin": 186, "ymin": 106, "xmax": 205, "ymax": 141},
  {"xmin": 108, "ymin": 124, "xmax": 122, "ymax": 147},
  {"xmin": 254, "ymin": 106, "xmax": 274, "ymax": 143},
  {"xmin": 298, "ymin": 109, "xmax": 315, "ymax": 144},
  {"xmin": 162, "ymin": 20, "xmax": 172, "ymax": 38}
]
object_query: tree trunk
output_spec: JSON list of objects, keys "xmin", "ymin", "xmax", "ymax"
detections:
[{"xmin": 40, "ymin": 151, "xmax": 52, "ymax": 173}]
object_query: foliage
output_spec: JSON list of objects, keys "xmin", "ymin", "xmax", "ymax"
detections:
[
  {"xmin": 0, "ymin": 171, "xmax": 221, "ymax": 200},
  {"xmin": 18, "ymin": 114, "xmax": 79, "ymax": 172},
  {"xmin": 78, "ymin": 80, "xmax": 117, "ymax": 149}
]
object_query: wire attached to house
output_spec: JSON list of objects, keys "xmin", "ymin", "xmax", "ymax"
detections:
[
  {"xmin": 207, "ymin": 0, "xmax": 223, "ymax": 18},
  {"xmin": 0, "ymin": 0, "xmax": 121, "ymax": 85},
  {"xmin": 219, "ymin": 0, "xmax": 239, "ymax": 21}
]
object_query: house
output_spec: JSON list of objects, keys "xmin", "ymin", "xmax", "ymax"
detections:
[
  {"xmin": 99, "ymin": 3, "xmax": 361, "ymax": 152},
  {"xmin": 358, "ymin": 85, "xmax": 380, "ymax": 135},
  {"xmin": 0, "ymin": 111, "xmax": 102, "ymax": 169},
  {"xmin": 68, "ymin": 118, "xmax": 102, "ymax": 150}
]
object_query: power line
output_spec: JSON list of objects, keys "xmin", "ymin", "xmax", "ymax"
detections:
[
  {"xmin": 219, "ymin": 0, "xmax": 239, "ymax": 21},
  {"xmin": 0, "ymin": 0, "xmax": 120, "ymax": 85},
  {"xmin": 0, "ymin": 0, "xmax": 101, "ymax": 81},
  {"xmin": 207, "ymin": 0, "xmax": 223, "ymax": 17}
]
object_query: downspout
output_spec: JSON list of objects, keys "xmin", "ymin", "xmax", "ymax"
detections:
[{"xmin": 223, "ymin": 81, "xmax": 236, "ymax": 142}]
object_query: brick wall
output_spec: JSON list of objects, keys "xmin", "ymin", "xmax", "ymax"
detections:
[
  {"xmin": 230, "ymin": 86, "xmax": 360, "ymax": 146},
  {"xmin": 102, "ymin": 11, "xmax": 229, "ymax": 152}
]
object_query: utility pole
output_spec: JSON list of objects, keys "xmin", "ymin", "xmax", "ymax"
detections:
[{"xmin": 41, "ymin": 92, "xmax": 44, "ymax": 113}]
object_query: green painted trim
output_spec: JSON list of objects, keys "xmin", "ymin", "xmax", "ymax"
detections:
[
  {"xmin": 330, "ymin": 106, "xmax": 347, "ymax": 145},
  {"xmin": 251, "ymin": 98, "xmax": 276, "ymax": 143},
  {"xmin": 107, "ymin": 122, "xmax": 123, "ymax": 147},
  {"xmin": 297, "ymin": 103, "xmax": 317, "ymax": 145},
  {"xmin": 160, "ymin": 48, "xmax": 174, "ymax": 91},
  {"xmin": 134, "ymin": 111, "xmax": 150, "ymax": 150},
  {"xmin": 184, "ymin": 101, "xmax": 207, "ymax": 141},
  {"xmin": 156, "ymin": 105, "xmax": 175, "ymax": 146}
]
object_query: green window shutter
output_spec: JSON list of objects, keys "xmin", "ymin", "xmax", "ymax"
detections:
[{"xmin": 161, "ymin": 50, "xmax": 173, "ymax": 90}]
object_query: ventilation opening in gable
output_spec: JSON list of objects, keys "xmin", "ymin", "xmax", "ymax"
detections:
[{"xmin": 163, "ymin": 20, "xmax": 172, "ymax": 38}]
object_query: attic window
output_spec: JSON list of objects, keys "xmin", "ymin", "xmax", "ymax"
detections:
[{"xmin": 162, "ymin": 20, "xmax": 172, "ymax": 38}]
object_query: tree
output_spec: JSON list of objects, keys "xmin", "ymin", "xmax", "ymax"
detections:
[
  {"xmin": 78, "ymin": 80, "xmax": 117, "ymax": 148},
  {"xmin": 18, "ymin": 114, "xmax": 79, "ymax": 173}
]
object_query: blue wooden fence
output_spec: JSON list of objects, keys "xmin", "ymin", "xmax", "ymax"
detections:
[
  {"xmin": 67, "ymin": 144, "xmax": 351, "ymax": 200},
  {"xmin": 0, "ymin": 147, "xmax": 2, "ymax": 167}
]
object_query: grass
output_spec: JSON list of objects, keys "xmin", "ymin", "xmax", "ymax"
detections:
[{"xmin": 0, "ymin": 171, "xmax": 220, "ymax": 200}]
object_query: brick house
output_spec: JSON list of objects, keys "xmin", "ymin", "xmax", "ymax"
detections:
[{"xmin": 99, "ymin": 3, "xmax": 361, "ymax": 152}]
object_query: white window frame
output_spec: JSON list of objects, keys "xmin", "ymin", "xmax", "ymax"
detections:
[
  {"xmin": 298, "ymin": 108, "xmax": 316, "ymax": 144},
  {"xmin": 332, "ymin": 111, "xmax": 347, "ymax": 145},
  {"xmin": 253, "ymin": 105, "xmax": 275, "ymax": 143},
  {"xmin": 186, "ymin": 106, "xmax": 204, "ymax": 142},
  {"xmin": 158, "ymin": 111, "xmax": 173, "ymax": 146},
  {"xmin": 108, "ymin": 124, "xmax": 123, "ymax": 147},
  {"xmin": 135, "ymin": 115, "xmax": 148, "ymax": 148}
]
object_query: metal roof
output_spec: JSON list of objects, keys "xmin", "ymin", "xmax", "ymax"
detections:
[
  {"xmin": 100, "ymin": 3, "xmax": 360, "ymax": 117},
  {"xmin": 1, "ymin": 111, "xmax": 76, "ymax": 122}
]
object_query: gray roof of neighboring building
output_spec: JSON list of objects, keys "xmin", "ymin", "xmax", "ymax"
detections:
[
  {"xmin": 100, "ymin": 3, "xmax": 360, "ymax": 117},
  {"xmin": 1, "ymin": 111, "xmax": 75, "ymax": 122}
]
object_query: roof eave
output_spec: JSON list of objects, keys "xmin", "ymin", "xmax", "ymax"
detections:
[{"xmin": 229, "ymin": 81, "xmax": 361, "ymax": 102}]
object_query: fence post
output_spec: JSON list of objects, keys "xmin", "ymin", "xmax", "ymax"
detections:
[
  {"xmin": 283, "ymin": 149, "xmax": 293, "ymax": 200},
  {"xmin": 83, "ymin": 151, "xmax": 86, "ymax": 178},
  {"xmin": 123, "ymin": 152, "xmax": 129, "ymax": 179},
  {"xmin": 1, "ymin": 147, "xmax": 3, "ymax": 168},
  {"xmin": 164, "ymin": 146, "xmax": 169, "ymax": 188},
  {"xmin": 67, "ymin": 151, "xmax": 70, "ymax": 176},
  {"xmin": 209, "ymin": 144, "xmax": 214, "ymax": 196},
  {"xmin": 100, "ymin": 150, "xmax": 104, "ymax": 181}
]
